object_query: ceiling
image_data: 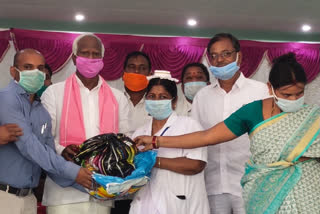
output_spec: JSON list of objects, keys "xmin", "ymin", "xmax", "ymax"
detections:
[{"xmin": 1, "ymin": 0, "xmax": 320, "ymax": 41}]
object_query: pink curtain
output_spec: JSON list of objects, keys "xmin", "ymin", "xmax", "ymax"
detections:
[
  {"xmin": 266, "ymin": 42, "xmax": 320, "ymax": 82},
  {"xmin": 142, "ymin": 36, "xmax": 208, "ymax": 80},
  {"xmin": 143, "ymin": 44, "xmax": 205, "ymax": 80},
  {"xmin": 0, "ymin": 30, "xmax": 10, "ymax": 62},
  {"xmin": 95, "ymin": 33, "xmax": 142, "ymax": 80},
  {"xmin": 9, "ymin": 28, "xmax": 320, "ymax": 82},
  {"xmin": 239, "ymin": 41, "xmax": 267, "ymax": 77},
  {"xmin": 12, "ymin": 28, "xmax": 79, "ymax": 74}
]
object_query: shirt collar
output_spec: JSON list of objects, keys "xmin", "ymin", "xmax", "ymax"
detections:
[
  {"xmin": 124, "ymin": 89, "xmax": 146, "ymax": 105},
  {"xmin": 10, "ymin": 80, "xmax": 41, "ymax": 102},
  {"xmin": 11, "ymin": 80, "xmax": 27, "ymax": 95},
  {"xmin": 211, "ymin": 72, "xmax": 246, "ymax": 90},
  {"xmin": 145, "ymin": 111, "xmax": 178, "ymax": 136},
  {"xmin": 75, "ymin": 74, "xmax": 103, "ymax": 91}
]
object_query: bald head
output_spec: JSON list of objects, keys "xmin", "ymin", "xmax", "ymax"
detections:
[
  {"xmin": 14, "ymin": 49, "xmax": 44, "ymax": 67},
  {"xmin": 10, "ymin": 48, "xmax": 46, "ymax": 81}
]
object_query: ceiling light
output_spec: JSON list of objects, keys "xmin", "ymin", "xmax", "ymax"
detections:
[
  {"xmin": 75, "ymin": 14, "xmax": 85, "ymax": 22},
  {"xmin": 187, "ymin": 19, "xmax": 197, "ymax": 27},
  {"xmin": 301, "ymin": 24, "xmax": 311, "ymax": 32}
]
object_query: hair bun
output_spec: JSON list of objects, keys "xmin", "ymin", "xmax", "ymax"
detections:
[{"xmin": 272, "ymin": 52, "xmax": 297, "ymax": 64}]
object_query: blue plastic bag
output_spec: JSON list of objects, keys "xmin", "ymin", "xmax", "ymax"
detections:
[{"xmin": 88, "ymin": 150, "xmax": 157, "ymax": 199}]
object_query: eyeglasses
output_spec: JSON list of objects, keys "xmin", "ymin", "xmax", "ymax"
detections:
[{"xmin": 209, "ymin": 50, "xmax": 237, "ymax": 61}]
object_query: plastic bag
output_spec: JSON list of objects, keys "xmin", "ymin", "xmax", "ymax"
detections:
[
  {"xmin": 90, "ymin": 151, "xmax": 157, "ymax": 199},
  {"xmin": 73, "ymin": 133, "xmax": 157, "ymax": 199}
]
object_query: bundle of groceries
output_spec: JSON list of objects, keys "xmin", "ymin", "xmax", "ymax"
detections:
[{"xmin": 73, "ymin": 133, "xmax": 156, "ymax": 200}]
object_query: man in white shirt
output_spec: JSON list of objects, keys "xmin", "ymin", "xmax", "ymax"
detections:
[
  {"xmin": 191, "ymin": 33, "xmax": 269, "ymax": 214},
  {"xmin": 41, "ymin": 33, "xmax": 130, "ymax": 214},
  {"xmin": 111, "ymin": 51, "xmax": 152, "ymax": 214},
  {"xmin": 176, "ymin": 62, "xmax": 210, "ymax": 116},
  {"xmin": 122, "ymin": 51, "xmax": 152, "ymax": 137}
]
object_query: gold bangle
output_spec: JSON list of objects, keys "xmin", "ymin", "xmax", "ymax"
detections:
[{"xmin": 158, "ymin": 157, "xmax": 161, "ymax": 168}]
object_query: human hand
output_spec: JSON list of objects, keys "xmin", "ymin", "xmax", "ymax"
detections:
[
  {"xmin": 0, "ymin": 124, "xmax": 23, "ymax": 144},
  {"xmin": 134, "ymin": 135, "xmax": 153, "ymax": 152},
  {"xmin": 75, "ymin": 168, "xmax": 93, "ymax": 189},
  {"xmin": 62, "ymin": 145, "xmax": 80, "ymax": 161}
]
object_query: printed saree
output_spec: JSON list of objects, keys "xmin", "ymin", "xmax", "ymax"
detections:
[{"xmin": 241, "ymin": 105, "xmax": 320, "ymax": 214}]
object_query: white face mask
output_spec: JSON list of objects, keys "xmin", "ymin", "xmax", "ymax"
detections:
[
  {"xmin": 271, "ymin": 87, "xmax": 305, "ymax": 112},
  {"xmin": 184, "ymin": 81, "xmax": 207, "ymax": 101}
]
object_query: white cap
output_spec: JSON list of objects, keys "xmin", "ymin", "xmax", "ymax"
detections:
[{"xmin": 147, "ymin": 70, "xmax": 179, "ymax": 82}]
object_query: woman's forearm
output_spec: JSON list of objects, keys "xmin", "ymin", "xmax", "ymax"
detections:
[
  {"xmin": 155, "ymin": 157, "xmax": 206, "ymax": 175},
  {"xmin": 157, "ymin": 122, "xmax": 237, "ymax": 149}
]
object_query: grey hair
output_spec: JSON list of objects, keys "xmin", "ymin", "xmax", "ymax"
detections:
[{"xmin": 72, "ymin": 33, "xmax": 105, "ymax": 57}]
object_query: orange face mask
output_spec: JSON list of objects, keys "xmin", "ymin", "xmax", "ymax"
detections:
[{"xmin": 123, "ymin": 72, "xmax": 149, "ymax": 92}]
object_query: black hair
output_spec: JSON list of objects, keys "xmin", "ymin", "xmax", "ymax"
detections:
[
  {"xmin": 269, "ymin": 52, "xmax": 307, "ymax": 89},
  {"xmin": 45, "ymin": 63, "xmax": 53, "ymax": 77},
  {"xmin": 181, "ymin": 62, "xmax": 210, "ymax": 83},
  {"xmin": 207, "ymin": 33, "xmax": 240, "ymax": 53},
  {"xmin": 146, "ymin": 78, "xmax": 177, "ymax": 100},
  {"xmin": 123, "ymin": 51, "xmax": 152, "ymax": 72}
]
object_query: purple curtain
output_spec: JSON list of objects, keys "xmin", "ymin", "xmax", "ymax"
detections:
[
  {"xmin": 142, "ymin": 36, "xmax": 208, "ymax": 81},
  {"xmin": 96, "ymin": 33, "xmax": 143, "ymax": 80},
  {"xmin": 9, "ymin": 28, "xmax": 320, "ymax": 82},
  {"xmin": 239, "ymin": 41, "xmax": 267, "ymax": 77},
  {"xmin": 12, "ymin": 28, "xmax": 79, "ymax": 74},
  {"xmin": 266, "ymin": 42, "xmax": 320, "ymax": 82},
  {"xmin": 143, "ymin": 44, "xmax": 205, "ymax": 80},
  {"xmin": 0, "ymin": 30, "xmax": 10, "ymax": 62}
]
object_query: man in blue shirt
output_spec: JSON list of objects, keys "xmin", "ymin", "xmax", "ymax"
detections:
[{"xmin": 0, "ymin": 49, "xmax": 92, "ymax": 214}]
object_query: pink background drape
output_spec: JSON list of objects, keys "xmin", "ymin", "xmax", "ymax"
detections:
[
  {"xmin": 0, "ymin": 30, "xmax": 10, "ymax": 63},
  {"xmin": 12, "ymin": 28, "xmax": 78, "ymax": 73},
  {"xmin": 9, "ymin": 28, "xmax": 320, "ymax": 82}
]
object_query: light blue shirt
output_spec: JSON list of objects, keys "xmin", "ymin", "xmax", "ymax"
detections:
[{"xmin": 0, "ymin": 81, "xmax": 80, "ymax": 188}]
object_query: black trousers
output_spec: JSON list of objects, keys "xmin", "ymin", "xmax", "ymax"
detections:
[{"xmin": 111, "ymin": 199, "xmax": 132, "ymax": 214}]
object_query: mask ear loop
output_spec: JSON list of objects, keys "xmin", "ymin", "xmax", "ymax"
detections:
[
  {"xmin": 271, "ymin": 86, "xmax": 279, "ymax": 100},
  {"xmin": 271, "ymin": 86, "xmax": 281, "ymax": 115}
]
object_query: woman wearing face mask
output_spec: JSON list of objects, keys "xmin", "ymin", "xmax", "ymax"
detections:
[
  {"xmin": 135, "ymin": 53, "xmax": 320, "ymax": 213},
  {"xmin": 129, "ymin": 70, "xmax": 210, "ymax": 214}
]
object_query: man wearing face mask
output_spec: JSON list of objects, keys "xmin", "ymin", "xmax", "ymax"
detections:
[
  {"xmin": 176, "ymin": 62, "xmax": 210, "ymax": 116},
  {"xmin": 122, "ymin": 51, "xmax": 152, "ymax": 136},
  {"xmin": 191, "ymin": 33, "xmax": 269, "ymax": 214},
  {"xmin": 41, "ymin": 34, "xmax": 130, "ymax": 214},
  {"xmin": 0, "ymin": 49, "xmax": 93, "ymax": 214},
  {"xmin": 110, "ymin": 51, "xmax": 152, "ymax": 214}
]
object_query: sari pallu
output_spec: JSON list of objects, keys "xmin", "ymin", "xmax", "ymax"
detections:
[{"xmin": 241, "ymin": 105, "xmax": 320, "ymax": 214}]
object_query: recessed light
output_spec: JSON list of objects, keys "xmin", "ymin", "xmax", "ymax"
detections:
[
  {"xmin": 301, "ymin": 24, "xmax": 311, "ymax": 32},
  {"xmin": 187, "ymin": 19, "xmax": 197, "ymax": 27},
  {"xmin": 75, "ymin": 14, "xmax": 85, "ymax": 22}
]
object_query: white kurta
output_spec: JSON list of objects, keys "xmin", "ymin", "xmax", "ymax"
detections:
[
  {"xmin": 175, "ymin": 95, "xmax": 192, "ymax": 117},
  {"xmin": 191, "ymin": 73, "xmax": 270, "ymax": 198},
  {"xmin": 40, "ymin": 75, "xmax": 130, "ymax": 209},
  {"xmin": 124, "ymin": 91, "xmax": 152, "ymax": 138},
  {"xmin": 129, "ymin": 112, "xmax": 210, "ymax": 214}
]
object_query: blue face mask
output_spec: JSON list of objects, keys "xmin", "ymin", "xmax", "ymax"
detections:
[
  {"xmin": 209, "ymin": 53, "xmax": 240, "ymax": 80},
  {"xmin": 271, "ymin": 87, "xmax": 305, "ymax": 112},
  {"xmin": 145, "ymin": 99, "xmax": 173, "ymax": 120},
  {"xmin": 184, "ymin": 81, "xmax": 207, "ymax": 101}
]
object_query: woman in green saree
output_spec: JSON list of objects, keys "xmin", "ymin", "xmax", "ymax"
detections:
[{"xmin": 135, "ymin": 53, "xmax": 320, "ymax": 213}]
